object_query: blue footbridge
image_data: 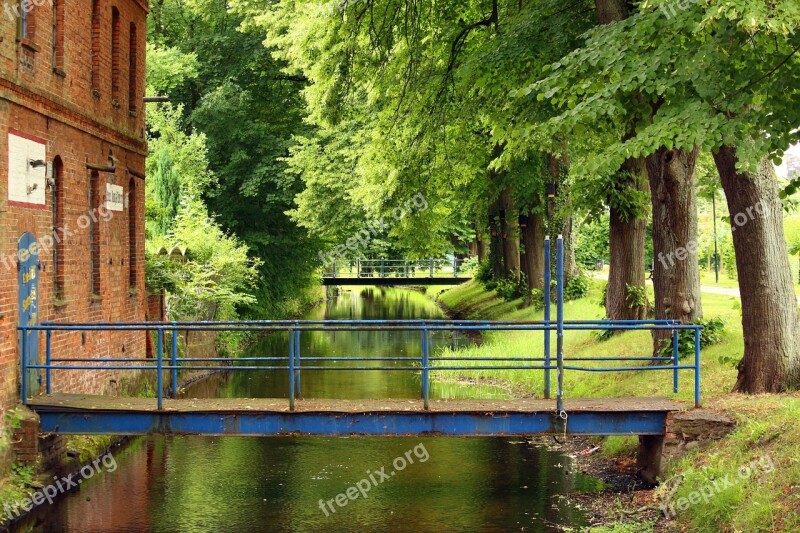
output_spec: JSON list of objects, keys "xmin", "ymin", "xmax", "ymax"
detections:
[{"xmin": 19, "ymin": 237, "xmax": 702, "ymax": 480}]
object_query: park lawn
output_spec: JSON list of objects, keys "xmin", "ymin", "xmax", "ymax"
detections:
[{"xmin": 429, "ymin": 281, "xmax": 800, "ymax": 532}]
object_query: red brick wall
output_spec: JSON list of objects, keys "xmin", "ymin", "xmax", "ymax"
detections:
[{"xmin": 0, "ymin": 0, "xmax": 149, "ymax": 410}]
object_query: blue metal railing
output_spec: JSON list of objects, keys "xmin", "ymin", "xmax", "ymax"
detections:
[{"xmin": 18, "ymin": 236, "xmax": 703, "ymax": 411}]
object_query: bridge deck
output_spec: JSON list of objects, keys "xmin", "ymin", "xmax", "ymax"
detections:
[
  {"xmin": 28, "ymin": 394, "xmax": 686, "ymax": 437},
  {"xmin": 321, "ymin": 277, "xmax": 472, "ymax": 285}
]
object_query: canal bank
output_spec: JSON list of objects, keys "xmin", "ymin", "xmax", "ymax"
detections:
[{"xmin": 6, "ymin": 285, "xmax": 613, "ymax": 532}]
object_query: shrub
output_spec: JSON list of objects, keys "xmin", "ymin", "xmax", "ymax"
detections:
[
  {"xmin": 475, "ymin": 260, "xmax": 493, "ymax": 284},
  {"xmin": 658, "ymin": 316, "xmax": 727, "ymax": 360},
  {"xmin": 564, "ymin": 272, "xmax": 589, "ymax": 301},
  {"xmin": 495, "ymin": 276, "xmax": 524, "ymax": 301}
]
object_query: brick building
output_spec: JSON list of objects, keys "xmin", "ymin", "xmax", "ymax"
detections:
[{"xmin": 0, "ymin": 0, "xmax": 148, "ymax": 410}]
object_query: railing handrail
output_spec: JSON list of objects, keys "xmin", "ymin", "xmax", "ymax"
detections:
[{"xmin": 19, "ymin": 237, "xmax": 703, "ymax": 414}]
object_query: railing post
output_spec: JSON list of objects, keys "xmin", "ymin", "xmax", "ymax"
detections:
[
  {"xmin": 672, "ymin": 328, "xmax": 679, "ymax": 394},
  {"xmin": 156, "ymin": 328, "xmax": 164, "ymax": 410},
  {"xmin": 20, "ymin": 327, "xmax": 28, "ymax": 405},
  {"xmin": 453, "ymin": 256, "xmax": 458, "ymax": 277},
  {"xmin": 294, "ymin": 321, "xmax": 301, "ymax": 397},
  {"xmin": 421, "ymin": 324, "xmax": 430, "ymax": 410},
  {"xmin": 171, "ymin": 324, "xmax": 179, "ymax": 399},
  {"xmin": 45, "ymin": 329, "xmax": 52, "ymax": 395},
  {"xmin": 556, "ymin": 235, "xmax": 565, "ymax": 414},
  {"xmin": 429, "ymin": 258, "xmax": 434, "ymax": 278},
  {"xmin": 381, "ymin": 256, "xmax": 385, "ymax": 278},
  {"xmin": 694, "ymin": 327, "xmax": 701, "ymax": 408},
  {"xmin": 289, "ymin": 326, "xmax": 296, "ymax": 411},
  {"xmin": 543, "ymin": 237, "xmax": 551, "ymax": 399},
  {"xmin": 405, "ymin": 259, "xmax": 409, "ymax": 278},
  {"xmin": 357, "ymin": 258, "xmax": 361, "ymax": 278}
]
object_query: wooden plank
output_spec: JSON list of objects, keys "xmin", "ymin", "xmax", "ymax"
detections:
[{"xmin": 28, "ymin": 394, "xmax": 687, "ymax": 414}]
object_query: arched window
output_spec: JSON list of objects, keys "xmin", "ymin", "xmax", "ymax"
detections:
[
  {"xmin": 52, "ymin": 0, "xmax": 65, "ymax": 71},
  {"xmin": 128, "ymin": 178, "xmax": 137, "ymax": 288},
  {"xmin": 91, "ymin": 0, "xmax": 101, "ymax": 92},
  {"xmin": 90, "ymin": 171, "xmax": 101, "ymax": 296},
  {"xmin": 53, "ymin": 157, "xmax": 65, "ymax": 299},
  {"xmin": 128, "ymin": 23, "xmax": 138, "ymax": 113},
  {"xmin": 111, "ymin": 7, "xmax": 120, "ymax": 97}
]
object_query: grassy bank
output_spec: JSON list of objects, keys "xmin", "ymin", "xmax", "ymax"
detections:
[{"xmin": 430, "ymin": 281, "xmax": 800, "ymax": 532}]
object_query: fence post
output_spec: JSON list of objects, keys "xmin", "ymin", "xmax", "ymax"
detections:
[
  {"xmin": 295, "ymin": 321, "xmax": 301, "ymax": 397},
  {"xmin": 289, "ymin": 326, "xmax": 296, "ymax": 411},
  {"xmin": 357, "ymin": 258, "xmax": 361, "ymax": 278},
  {"xmin": 381, "ymin": 257, "xmax": 385, "ymax": 278},
  {"xmin": 421, "ymin": 324, "xmax": 430, "ymax": 410},
  {"xmin": 694, "ymin": 327, "xmax": 701, "ymax": 408},
  {"xmin": 672, "ymin": 328, "xmax": 679, "ymax": 394},
  {"xmin": 156, "ymin": 328, "xmax": 164, "ymax": 410},
  {"xmin": 20, "ymin": 328, "xmax": 28, "ymax": 404},
  {"xmin": 429, "ymin": 258, "xmax": 434, "ymax": 278},
  {"xmin": 45, "ymin": 329, "xmax": 52, "ymax": 395},
  {"xmin": 405, "ymin": 259, "xmax": 409, "ymax": 278},
  {"xmin": 556, "ymin": 235, "xmax": 565, "ymax": 414},
  {"xmin": 543, "ymin": 237, "xmax": 551, "ymax": 399},
  {"xmin": 171, "ymin": 324, "xmax": 179, "ymax": 399}
]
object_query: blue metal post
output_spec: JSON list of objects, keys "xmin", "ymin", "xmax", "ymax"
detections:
[
  {"xmin": 289, "ymin": 327, "xmax": 296, "ymax": 411},
  {"xmin": 694, "ymin": 327, "xmax": 701, "ymax": 408},
  {"xmin": 422, "ymin": 325, "xmax": 430, "ymax": 410},
  {"xmin": 672, "ymin": 329, "xmax": 679, "ymax": 394},
  {"xmin": 156, "ymin": 329, "xmax": 164, "ymax": 410},
  {"xmin": 20, "ymin": 328, "xmax": 28, "ymax": 404},
  {"xmin": 45, "ymin": 329, "xmax": 52, "ymax": 394},
  {"xmin": 556, "ymin": 236, "xmax": 565, "ymax": 413},
  {"xmin": 171, "ymin": 325, "xmax": 179, "ymax": 399},
  {"xmin": 543, "ymin": 237, "xmax": 551, "ymax": 399},
  {"xmin": 294, "ymin": 321, "xmax": 301, "ymax": 396}
]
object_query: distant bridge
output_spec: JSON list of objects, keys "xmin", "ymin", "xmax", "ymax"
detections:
[
  {"xmin": 322, "ymin": 258, "xmax": 472, "ymax": 285},
  {"xmin": 19, "ymin": 237, "xmax": 702, "ymax": 482}
]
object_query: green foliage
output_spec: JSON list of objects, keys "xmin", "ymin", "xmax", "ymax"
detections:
[
  {"xmin": 658, "ymin": 316, "xmax": 727, "ymax": 361},
  {"xmin": 495, "ymin": 276, "xmax": 525, "ymax": 302},
  {"xmin": 625, "ymin": 284, "xmax": 647, "ymax": 311},
  {"xmin": 474, "ymin": 260, "xmax": 494, "ymax": 284},
  {"xmin": 564, "ymin": 272, "xmax": 590, "ymax": 301}
]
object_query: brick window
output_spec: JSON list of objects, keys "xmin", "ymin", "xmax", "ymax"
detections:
[
  {"xmin": 89, "ymin": 171, "xmax": 101, "ymax": 297},
  {"xmin": 52, "ymin": 0, "xmax": 65, "ymax": 72},
  {"xmin": 111, "ymin": 7, "xmax": 120, "ymax": 98},
  {"xmin": 128, "ymin": 23, "xmax": 137, "ymax": 113},
  {"xmin": 91, "ymin": 0, "xmax": 101, "ymax": 92},
  {"xmin": 128, "ymin": 178, "xmax": 136, "ymax": 288},
  {"xmin": 18, "ymin": 0, "xmax": 36, "ymax": 42},
  {"xmin": 53, "ymin": 157, "xmax": 65, "ymax": 299}
]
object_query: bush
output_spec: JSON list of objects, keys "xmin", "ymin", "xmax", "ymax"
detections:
[
  {"xmin": 658, "ymin": 316, "xmax": 727, "ymax": 360},
  {"xmin": 475, "ymin": 260, "xmax": 493, "ymax": 284},
  {"xmin": 564, "ymin": 272, "xmax": 589, "ymax": 301},
  {"xmin": 495, "ymin": 276, "xmax": 524, "ymax": 301}
]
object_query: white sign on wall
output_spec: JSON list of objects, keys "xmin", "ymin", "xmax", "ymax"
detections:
[
  {"xmin": 106, "ymin": 183, "xmax": 124, "ymax": 211},
  {"xmin": 8, "ymin": 132, "xmax": 47, "ymax": 207}
]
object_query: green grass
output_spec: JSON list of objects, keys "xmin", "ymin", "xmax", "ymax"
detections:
[
  {"xmin": 434, "ymin": 279, "xmax": 741, "ymax": 404},
  {"xmin": 435, "ymin": 280, "xmax": 800, "ymax": 532}
]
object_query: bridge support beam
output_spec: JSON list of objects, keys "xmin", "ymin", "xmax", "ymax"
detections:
[{"xmin": 636, "ymin": 434, "xmax": 665, "ymax": 485}]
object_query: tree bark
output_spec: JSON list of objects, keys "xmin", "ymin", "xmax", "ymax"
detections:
[
  {"xmin": 500, "ymin": 186, "xmax": 521, "ymax": 280},
  {"xmin": 606, "ymin": 157, "xmax": 649, "ymax": 320},
  {"xmin": 521, "ymin": 210, "xmax": 545, "ymax": 290},
  {"xmin": 489, "ymin": 197, "xmax": 504, "ymax": 280},
  {"xmin": 562, "ymin": 214, "xmax": 580, "ymax": 278},
  {"xmin": 646, "ymin": 146, "xmax": 703, "ymax": 355},
  {"xmin": 713, "ymin": 145, "xmax": 800, "ymax": 393},
  {"xmin": 595, "ymin": 0, "xmax": 628, "ymax": 24}
]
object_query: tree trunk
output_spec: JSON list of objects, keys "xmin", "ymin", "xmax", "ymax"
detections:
[
  {"xmin": 646, "ymin": 146, "xmax": 703, "ymax": 355},
  {"xmin": 521, "ymin": 210, "xmax": 545, "ymax": 290},
  {"xmin": 562, "ymin": 214, "xmax": 580, "ymax": 278},
  {"xmin": 713, "ymin": 145, "xmax": 800, "ymax": 393},
  {"xmin": 500, "ymin": 187, "xmax": 521, "ymax": 280},
  {"xmin": 476, "ymin": 234, "xmax": 488, "ymax": 262},
  {"xmin": 606, "ymin": 157, "xmax": 649, "ymax": 320},
  {"xmin": 489, "ymin": 197, "xmax": 504, "ymax": 280},
  {"xmin": 595, "ymin": 0, "xmax": 628, "ymax": 24}
]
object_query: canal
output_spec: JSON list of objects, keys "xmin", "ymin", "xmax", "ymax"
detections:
[{"xmin": 24, "ymin": 287, "xmax": 599, "ymax": 532}]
